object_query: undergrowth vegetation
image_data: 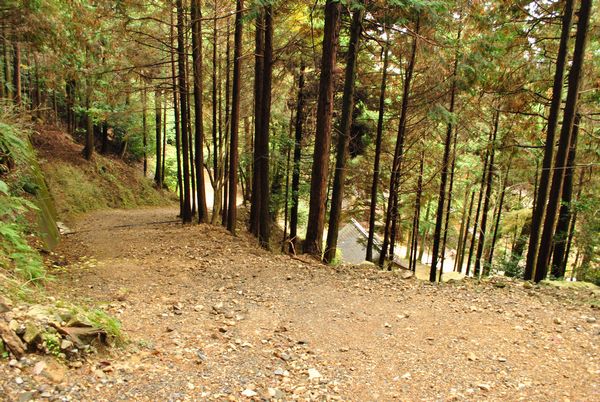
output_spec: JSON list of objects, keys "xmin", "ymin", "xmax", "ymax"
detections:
[
  {"xmin": 41, "ymin": 146, "xmax": 173, "ymax": 220},
  {"xmin": 0, "ymin": 105, "xmax": 49, "ymax": 295}
]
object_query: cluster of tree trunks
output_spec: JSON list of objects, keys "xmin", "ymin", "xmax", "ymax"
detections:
[
  {"xmin": 526, "ymin": 0, "xmax": 591, "ymax": 282},
  {"xmin": 1, "ymin": 0, "xmax": 594, "ymax": 284}
]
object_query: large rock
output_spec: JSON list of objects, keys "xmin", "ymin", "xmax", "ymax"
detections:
[
  {"xmin": 0, "ymin": 321, "xmax": 26, "ymax": 358},
  {"xmin": 33, "ymin": 359, "xmax": 66, "ymax": 383},
  {"xmin": 25, "ymin": 305, "xmax": 73, "ymax": 325},
  {"xmin": 23, "ymin": 322, "xmax": 43, "ymax": 346},
  {"xmin": 399, "ymin": 270, "xmax": 414, "ymax": 280}
]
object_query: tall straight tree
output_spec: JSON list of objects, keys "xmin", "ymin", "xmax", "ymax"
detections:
[
  {"xmin": 438, "ymin": 128, "xmax": 458, "ymax": 281},
  {"xmin": 170, "ymin": 8, "xmax": 184, "ymax": 216},
  {"xmin": 524, "ymin": 0, "xmax": 575, "ymax": 280},
  {"xmin": 142, "ymin": 86, "xmax": 148, "ymax": 176},
  {"xmin": 324, "ymin": 3, "xmax": 365, "ymax": 263},
  {"xmin": 226, "ymin": 0, "xmax": 243, "ymax": 233},
  {"xmin": 191, "ymin": 0, "xmax": 209, "ymax": 223},
  {"xmin": 176, "ymin": 0, "xmax": 192, "ymax": 223},
  {"xmin": 162, "ymin": 98, "xmax": 167, "ymax": 184},
  {"xmin": 379, "ymin": 16, "xmax": 420, "ymax": 267},
  {"xmin": 253, "ymin": 5, "xmax": 274, "ymax": 248},
  {"xmin": 456, "ymin": 189, "xmax": 475, "ymax": 273},
  {"xmin": 474, "ymin": 110, "xmax": 499, "ymax": 277},
  {"xmin": 550, "ymin": 114, "xmax": 579, "ymax": 278},
  {"xmin": 154, "ymin": 88, "xmax": 162, "ymax": 187},
  {"xmin": 409, "ymin": 149, "xmax": 424, "ymax": 272},
  {"xmin": 2, "ymin": 24, "xmax": 10, "ymax": 100},
  {"xmin": 83, "ymin": 81, "xmax": 93, "ymax": 160},
  {"xmin": 418, "ymin": 199, "xmax": 431, "ymax": 262},
  {"xmin": 250, "ymin": 9, "xmax": 265, "ymax": 236},
  {"xmin": 304, "ymin": 0, "xmax": 342, "ymax": 256},
  {"xmin": 222, "ymin": 17, "xmax": 232, "ymax": 226},
  {"xmin": 211, "ymin": 7, "xmax": 221, "ymax": 223},
  {"xmin": 12, "ymin": 38, "xmax": 21, "ymax": 106},
  {"xmin": 288, "ymin": 63, "xmax": 305, "ymax": 253},
  {"xmin": 366, "ymin": 29, "xmax": 390, "ymax": 262},
  {"xmin": 429, "ymin": 23, "xmax": 461, "ymax": 282},
  {"xmin": 534, "ymin": 0, "xmax": 591, "ymax": 282}
]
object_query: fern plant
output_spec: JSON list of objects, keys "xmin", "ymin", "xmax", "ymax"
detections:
[{"xmin": 0, "ymin": 105, "xmax": 48, "ymax": 287}]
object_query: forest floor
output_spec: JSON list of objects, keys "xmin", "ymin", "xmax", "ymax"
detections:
[{"xmin": 2, "ymin": 207, "xmax": 600, "ymax": 402}]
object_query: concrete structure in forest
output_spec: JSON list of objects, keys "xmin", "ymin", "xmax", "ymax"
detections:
[{"xmin": 337, "ymin": 218, "xmax": 407, "ymax": 268}]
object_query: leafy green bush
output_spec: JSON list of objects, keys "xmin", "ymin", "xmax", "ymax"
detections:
[{"xmin": 499, "ymin": 256, "xmax": 523, "ymax": 279}]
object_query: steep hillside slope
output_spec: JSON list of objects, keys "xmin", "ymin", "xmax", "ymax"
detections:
[{"xmin": 32, "ymin": 126, "xmax": 174, "ymax": 221}]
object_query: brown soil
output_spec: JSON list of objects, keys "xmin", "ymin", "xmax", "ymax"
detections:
[{"xmin": 3, "ymin": 207, "xmax": 600, "ymax": 401}]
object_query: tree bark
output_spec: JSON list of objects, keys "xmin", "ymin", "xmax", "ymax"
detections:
[
  {"xmin": 162, "ymin": 98, "xmax": 167, "ymax": 187},
  {"xmin": 101, "ymin": 121, "xmax": 109, "ymax": 155},
  {"xmin": 324, "ymin": 4, "xmax": 365, "ymax": 263},
  {"xmin": 409, "ymin": 150, "xmax": 424, "ymax": 272},
  {"xmin": 257, "ymin": 5, "xmax": 274, "ymax": 248},
  {"xmin": 191, "ymin": 0, "xmax": 209, "ymax": 222},
  {"xmin": 2, "ymin": 24, "xmax": 10, "ymax": 100},
  {"xmin": 186, "ymin": 50, "xmax": 197, "ymax": 217},
  {"xmin": 12, "ymin": 39, "xmax": 21, "ymax": 106},
  {"xmin": 304, "ymin": 0, "xmax": 342, "ymax": 256},
  {"xmin": 550, "ymin": 114, "xmax": 579, "ymax": 278},
  {"xmin": 366, "ymin": 28, "xmax": 390, "ymax": 262},
  {"xmin": 66, "ymin": 79, "xmax": 75, "ymax": 135},
  {"xmin": 171, "ymin": 2, "xmax": 184, "ymax": 217},
  {"xmin": 456, "ymin": 189, "xmax": 475, "ymax": 273},
  {"xmin": 142, "ymin": 86, "xmax": 148, "ymax": 176},
  {"xmin": 226, "ymin": 0, "xmax": 243, "ymax": 233},
  {"xmin": 289, "ymin": 64, "xmax": 305, "ymax": 253},
  {"xmin": 211, "ymin": 7, "xmax": 221, "ymax": 223},
  {"xmin": 524, "ymin": 0, "xmax": 575, "ymax": 280},
  {"xmin": 474, "ymin": 110, "xmax": 499, "ymax": 277},
  {"xmin": 534, "ymin": 0, "xmax": 591, "ymax": 282},
  {"xmin": 250, "ymin": 10, "xmax": 265, "ymax": 236},
  {"xmin": 154, "ymin": 88, "xmax": 162, "ymax": 186},
  {"xmin": 83, "ymin": 79, "xmax": 94, "ymax": 160},
  {"xmin": 176, "ymin": 0, "xmax": 192, "ymax": 223},
  {"xmin": 418, "ymin": 199, "xmax": 431, "ymax": 262},
  {"xmin": 222, "ymin": 17, "xmax": 232, "ymax": 226},
  {"xmin": 282, "ymin": 111, "xmax": 293, "ymax": 251}
]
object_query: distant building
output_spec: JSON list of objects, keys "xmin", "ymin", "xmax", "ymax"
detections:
[{"xmin": 337, "ymin": 218, "xmax": 407, "ymax": 268}]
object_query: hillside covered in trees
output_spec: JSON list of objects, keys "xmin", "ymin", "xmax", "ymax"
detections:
[{"xmin": 0, "ymin": 0, "xmax": 599, "ymax": 400}]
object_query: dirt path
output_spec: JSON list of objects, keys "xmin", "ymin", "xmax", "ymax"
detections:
[{"xmin": 11, "ymin": 207, "xmax": 600, "ymax": 401}]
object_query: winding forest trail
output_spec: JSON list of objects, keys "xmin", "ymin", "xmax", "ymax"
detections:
[{"xmin": 45, "ymin": 207, "xmax": 598, "ymax": 401}]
